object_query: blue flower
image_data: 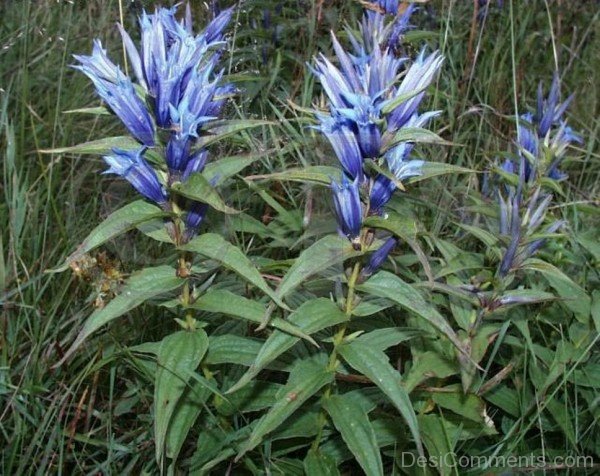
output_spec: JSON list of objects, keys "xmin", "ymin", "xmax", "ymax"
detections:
[
  {"xmin": 369, "ymin": 175, "xmax": 396, "ymax": 212},
  {"xmin": 386, "ymin": 50, "xmax": 444, "ymax": 131},
  {"xmin": 498, "ymin": 187, "xmax": 521, "ymax": 277},
  {"xmin": 78, "ymin": 70, "xmax": 155, "ymax": 147},
  {"xmin": 362, "ymin": 236, "xmax": 397, "ymax": 278},
  {"xmin": 185, "ymin": 202, "xmax": 210, "ymax": 238},
  {"xmin": 183, "ymin": 170, "xmax": 218, "ymax": 240},
  {"xmin": 312, "ymin": 1, "xmax": 440, "ymax": 226},
  {"xmin": 116, "ymin": 5, "xmax": 232, "ymax": 127},
  {"xmin": 501, "ymin": 75, "xmax": 580, "ymax": 183},
  {"xmin": 72, "ymin": 40, "xmax": 120, "ymax": 82},
  {"xmin": 182, "ymin": 149, "xmax": 209, "ymax": 181},
  {"xmin": 316, "ymin": 115, "xmax": 364, "ymax": 180},
  {"xmin": 103, "ymin": 148, "xmax": 167, "ymax": 204},
  {"xmin": 331, "ymin": 175, "xmax": 363, "ymax": 243},
  {"xmin": 388, "ymin": 4, "xmax": 417, "ymax": 48}
]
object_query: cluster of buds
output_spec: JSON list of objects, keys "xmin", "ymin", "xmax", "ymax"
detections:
[
  {"xmin": 497, "ymin": 74, "xmax": 580, "ymax": 277},
  {"xmin": 74, "ymin": 5, "xmax": 234, "ymax": 241},
  {"xmin": 311, "ymin": 2, "xmax": 442, "ymax": 274}
]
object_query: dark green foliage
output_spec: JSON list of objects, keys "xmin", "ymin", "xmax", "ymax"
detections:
[{"xmin": 1, "ymin": 1, "xmax": 598, "ymax": 475}]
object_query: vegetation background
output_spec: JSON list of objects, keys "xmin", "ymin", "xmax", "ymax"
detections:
[{"xmin": 1, "ymin": 0, "xmax": 598, "ymax": 474}]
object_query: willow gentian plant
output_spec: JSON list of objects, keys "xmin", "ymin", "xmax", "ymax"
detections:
[
  {"xmin": 496, "ymin": 74, "xmax": 581, "ymax": 279},
  {"xmin": 54, "ymin": 4, "xmax": 303, "ymax": 468},
  {"xmin": 449, "ymin": 74, "xmax": 586, "ymax": 392},
  {"xmin": 311, "ymin": 5, "xmax": 442, "ymax": 272},
  {"xmin": 280, "ymin": 1, "xmax": 458, "ymax": 465},
  {"xmin": 73, "ymin": 5, "xmax": 235, "ymax": 245}
]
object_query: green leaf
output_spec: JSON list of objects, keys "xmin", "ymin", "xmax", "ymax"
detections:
[
  {"xmin": 592, "ymin": 291, "xmax": 600, "ymax": 333},
  {"xmin": 276, "ymin": 235, "xmax": 364, "ymax": 301},
  {"xmin": 171, "ymin": 173, "xmax": 239, "ymax": 214},
  {"xmin": 499, "ymin": 289, "xmax": 556, "ymax": 306},
  {"xmin": 55, "ymin": 266, "xmax": 183, "ymax": 367},
  {"xmin": 226, "ymin": 213, "xmax": 270, "ymax": 237},
  {"xmin": 182, "ymin": 233, "xmax": 287, "ymax": 309},
  {"xmin": 380, "ymin": 86, "xmax": 428, "ymax": 115},
  {"xmin": 195, "ymin": 119, "xmax": 273, "ymax": 149},
  {"xmin": 165, "ymin": 377, "xmax": 212, "ymax": 462},
  {"xmin": 245, "ymin": 165, "xmax": 339, "ymax": 186},
  {"xmin": 382, "ymin": 127, "xmax": 452, "ymax": 152},
  {"xmin": 355, "ymin": 327, "xmax": 422, "ymax": 351},
  {"xmin": 206, "ymin": 334, "xmax": 265, "ymax": 367},
  {"xmin": 236, "ymin": 355, "xmax": 333, "ymax": 460},
  {"xmin": 358, "ymin": 271, "xmax": 465, "ymax": 353},
  {"xmin": 338, "ymin": 341, "xmax": 423, "ymax": 457},
  {"xmin": 39, "ymin": 135, "xmax": 140, "ymax": 155},
  {"xmin": 190, "ymin": 290, "xmax": 315, "ymax": 343},
  {"xmin": 431, "ymin": 387, "xmax": 488, "ymax": 424},
  {"xmin": 458, "ymin": 223, "xmax": 500, "ymax": 248},
  {"xmin": 155, "ymin": 329, "xmax": 208, "ymax": 464},
  {"xmin": 522, "ymin": 258, "xmax": 591, "ymax": 320},
  {"xmin": 418, "ymin": 415, "xmax": 456, "ymax": 476},
  {"xmin": 272, "ymin": 407, "xmax": 321, "ymax": 441},
  {"xmin": 203, "ymin": 154, "xmax": 261, "ymax": 185},
  {"xmin": 63, "ymin": 106, "xmax": 111, "ymax": 115},
  {"xmin": 51, "ymin": 200, "xmax": 167, "ymax": 272},
  {"xmin": 303, "ymin": 449, "xmax": 341, "ymax": 476},
  {"xmin": 323, "ymin": 394, "xmax": 383, "ymax": 476},
  {"xmin": 216, "ymin": 380, "xmax": 283, "ymax": 416},
  {"xmin": 227, "ymin": 298, "xmax": 348, "ymax": 393},
  {"xmin": 407, "ymin": 161, "xmax": 473, "ymax": 184},
  {"xmin": 403, "ymin": 351, "xmax": 458, "ymax": 392}
]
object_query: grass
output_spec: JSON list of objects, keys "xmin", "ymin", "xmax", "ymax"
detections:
[{"xmin": 1, "ymin": 0, "xmax": 598, "ymax": 473}]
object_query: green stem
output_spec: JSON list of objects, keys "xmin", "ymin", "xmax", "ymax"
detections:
[
  {"xmin": 312, "ymin": 261, "xmax": 361, "ymax": 450},
  {"xmin": 178, "ymin": 254, "xmax": 196, "ymax": 330}
]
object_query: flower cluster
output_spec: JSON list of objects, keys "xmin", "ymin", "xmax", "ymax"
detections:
[
  {"xmin": 74, "ymin": 4, "xmax": 234, "ymax": 239},
  {"xmin": 311, "ymin": 3, "xmax": 442, "ymax": 272},
  {"xmin": 496, "ymin": 75, "xmax": 579, "ymax": 276},
  {"xmin": 501, "ymin": 73, "xmax": 581, "ymax": 182}
]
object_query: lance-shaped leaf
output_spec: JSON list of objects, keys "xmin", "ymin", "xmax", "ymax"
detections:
[
  {"xmin": 304, "ymin": 449, "xmax": 341, "ymax": 476},
  {"xmin": 203, "ymin": 153, "xmax": 262, "ymax": 185},
  {"xmin": 227, "ymin": 298, "xmax": 348, "ymax": 394},
  {"xmin": 245, "ymin": 166, "xmax": 340, "ymax": 186},
  {"xmin": 276, "ymin": 235, "xmax": 364, "ymax": 301},
  {"xmin": 155, "ymin": 329, "xmax": 208, "ymax": 464},
  {"xmin": 380, "ymin": 85, "xmax": 429, "ymax": 115},
  {"xmin": 522, "ymin": 258, "xmax": 591, "ymax": 320},
  {"xmin": 189, "ymin": 290, "xmax": 315, "ymax": 344},
  {"xmin": 181, "ymin": 233, "xmax": 287, "ymax": 309},
  {"xmin": 322, "ymin": 394, "xmax": 384, "ymax": 476},
  {"xmin": 171, "ymin": 173, "xmax": 239, "ymax": 214},
  {"xmin": 235, "ymin": 355, "xmax": 333, "ymax": 460},
  {"xmin": 63, "ymin": 106, "xmax": 111, "ymax": 115},
  {"xmin": 55, "ymin": 265, "xmax": 183, "ymax": 367},
  {"xmin": 357, "ymin": 271, "xmax": 466, "ymax": 353},
  {"xmin": 382, "ymin": 127, "xmax": 452, "ymax": 153},
  {"xmin": 165, "ymin": 374, "xmax": 213, "ymax": 462},
  {"xmin": 338, "ymin": 341, "xmax": 424, "ymax": 457},
  {"xmin": 39, "ymin": 135, "xmax": 140, "ymax": 155},
  {"xmin": 51, "ymin": 200, "xmax": 168, "ymax": 272},
  {"xmin": 355, "ymin": 327, "xmax": 423, "ymax": 351},
  {"xmin": 407, "ymin": 161, "xmax": 473, "ymax": 184}
]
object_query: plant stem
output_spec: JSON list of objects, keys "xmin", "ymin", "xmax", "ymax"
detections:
[{"xmin": 312, "ymin": 261, "xmax": 361, "ymax": 450}]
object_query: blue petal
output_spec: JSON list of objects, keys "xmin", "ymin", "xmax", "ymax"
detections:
[
  {"xmin": 103, "ymin": 148, "xmax": 166, "ymax": 204},
  {"xmin": 331, "ymin": 175, "xmax": 363, "ymax": 241}
]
